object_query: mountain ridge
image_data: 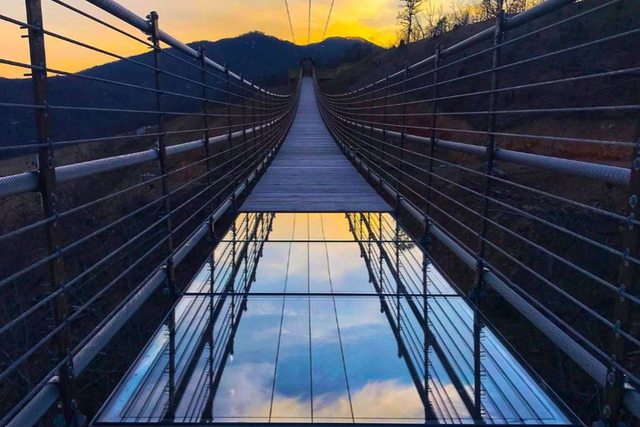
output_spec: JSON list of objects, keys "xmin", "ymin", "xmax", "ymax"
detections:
[{"xmin": 0, "ymin": 32, "xmax": 382, "ymax": 153}]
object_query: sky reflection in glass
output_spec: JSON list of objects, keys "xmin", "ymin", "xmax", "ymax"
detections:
[{"xmin": 95, "ymin": 213, "xmax": 576, "ymax": 425}]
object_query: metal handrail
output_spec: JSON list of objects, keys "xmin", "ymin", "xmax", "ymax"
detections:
[
  {"xmin": 0, "ymin": 0, "xmax": 302, "ymax": 424},
  {"xmin": 313, "ymin": 0, "xmax": 640, "ymax": 422},
  {"xmin": 84, "ymin": 0, "xmax": 287, "ymax": 98}
]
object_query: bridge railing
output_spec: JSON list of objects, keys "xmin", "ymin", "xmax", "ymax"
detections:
[
  {"xmin": 315, "ymin": 0, "xmax": 640, "ymax": 423},
  {"xmin": 0, "ymin": 1, "xmax": 299, "ymax": 425}
]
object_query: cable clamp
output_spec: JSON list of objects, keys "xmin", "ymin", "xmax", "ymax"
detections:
[
  {"xmin": 622, "ymin": 248, "xmax": 630, "ymax": 266},
  {"xmin": 612, "ymin": 320, "xmax": 621, "ymax": 337},
  {"xmin": 609, "ymin": 353, "xmax": 617, "ymax": 370},
  {"xmin": 627, "ymin": 213, "xmax": 636, "ymax": 229},
  {"xmin": 66, "ymin": 348, "xmax": 75, "ymax": 379}
]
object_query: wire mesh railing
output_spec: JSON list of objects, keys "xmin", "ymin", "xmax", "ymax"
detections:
[
  {"xmin": 316, "ymin": 0, "xmax": 640, "ymax": 424},
  {"xmin": 0, "ymin": 1, "xmax": 299, "ymax": 426}
]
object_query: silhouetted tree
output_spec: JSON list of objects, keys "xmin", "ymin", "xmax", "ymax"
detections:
[
  {"xmin": 449, "ymin": 3, "xmax": 471, "ymax": 29},
  {"xmin": 480, "ymin": 0, "xmax": 500, "ymax": 19},
  {"xmin": 396, "ymin": 0, "xmax": 544, "ymax": 44},
  {"xmin": 506, "ymin": 0, "xmax": 528, "ymax": 14},
  {"xmin": 423, "ymin": 1, "xmax": 450, "ymax": 38},
  {"xmin": 480, "ymin": 0, "xmax": 528, "ymax": 19},
  {"xmin": 398, "ymin": 0, "xmax": 425, "ymax": 44}
]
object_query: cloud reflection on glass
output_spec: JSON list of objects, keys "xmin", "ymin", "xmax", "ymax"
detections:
[{"xmin": 95, "ymin": 213, "xmax": 573, "ymax": 425}]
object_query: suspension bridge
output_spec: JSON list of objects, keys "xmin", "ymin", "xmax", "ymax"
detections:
[{"xmin": 0, "ymin": 0, "xmax": 639, "ymax": 427}]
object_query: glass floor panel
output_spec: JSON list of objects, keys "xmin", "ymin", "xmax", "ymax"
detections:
[{"xmin": 93, "ymin": 213, "xmax": 578, "ymax": 426}]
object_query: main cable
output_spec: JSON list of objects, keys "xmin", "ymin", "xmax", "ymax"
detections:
[
  {"xmin": 308, "ymin": 0, "xmax": 312, "ymax": 44},
  {"xmin": 322, "ymin": 0, "xmax": 335, "ymax": 41},
  {"xmin": 284, "ymin": 0, "xmax": 296, "ymax": 43}
]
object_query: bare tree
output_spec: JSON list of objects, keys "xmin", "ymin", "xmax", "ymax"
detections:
[
  {"xmin": 480, "ymin": 0, "xmax": 529, "ymax": 19},
  {"xmin": 449, "ymin": 1, "xmax": 472, "ymax": 29},
  {"xmin": 506, "ymin": 0, "xmax": 528, "ymax": 14},
  {"xmin": 423, "ymin": 0, "xmax": 450, "ymax": 38},
  {"xmin": 396, "ymin": 0, "xmax": 537, "ymax": 45},
  {"xmin": 479, "ymin": 0, "xmax": 500, "ymax": 19},
  {"xmin": 450, "ymin": 1, "xmax": 485, "ymax": 26},
  {"xmin": 398, "ymin": 0, "xmax": 425, "ymax": 44}
]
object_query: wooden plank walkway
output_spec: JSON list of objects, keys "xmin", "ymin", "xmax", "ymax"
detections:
[{"xmin": 241, "ymin": 78, "xmax": 390, "ymax": 213}]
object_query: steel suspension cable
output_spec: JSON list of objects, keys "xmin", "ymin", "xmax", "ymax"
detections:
[
  {"xmin": 320, "ymin": 214, "xmax": 355, "ymax": 422},
  {"xmin": 268, "ymin": 215, "xmax": 296, "ymax": 421},
  {"xmin": 321, "ymin": 0, "xmax": 336, "ymax": 41},
  {"xmin": 323, "ymin": 102, "xmax": 640, "ymax": 384},
  {"xmin": 308, "ymin": 0, "xmax": 312, "ymax": 45},
  {"xmin": 284, "ymin": 0, "xmax": 296, "ymax": 43}
]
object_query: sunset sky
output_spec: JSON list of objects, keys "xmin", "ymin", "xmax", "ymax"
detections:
[{"xmin": 0, "ymin": 0, "xmax": 450, "ymax": 78}]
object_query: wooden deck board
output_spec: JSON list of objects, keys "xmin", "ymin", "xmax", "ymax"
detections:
[{"xmin": 241, "ymin": 78, "xmax": 390, "ymax": 213}]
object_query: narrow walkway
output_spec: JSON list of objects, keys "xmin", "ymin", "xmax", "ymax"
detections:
[{"xmin": 241, "ymin": 78, "xmax": 390, "ymax": 212}]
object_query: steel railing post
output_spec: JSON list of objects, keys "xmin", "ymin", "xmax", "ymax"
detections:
[
  {"xmin": 425, "ymin": 45, "xmax": 442, "ymax": 230},
  {"xmin": 356, "ymin": 89, "xmax": 364, "ymax": 157},
  {"xmin": 474, "ymin": 11, "xmax": 504, "ymax": 291},
  {"xmin": 471, "ymin": 8, "xmax": 505, "ymax": 422},
  {"xmin": 224, "ymin": 64, "xmax": 234, "ymax": 172},
  {"xmin": 203, "ymin": 240, "xmax": 216, "ymax": 420},
  {"xmin": 148, "ymin": 11, "xmax": 175, "ymax": 283},
  {"xmin": 264, "ymin": 88, "xmax": 271, "ymax": 147},
  {"xmin": 24, "ymin": 0, "xmax": 77, "ymax": 423},
  {"xmin": 398, "ymin": 62, "xmax": 409, "ymax": 192},
  {"xmin": 230, "ymin": 220, "xmax": 237, "ymax": 354},
  {"xmin": 368, "ymin": 81, "xmax": 375, "ymax": 165},
  {"xmin": 418, "ymin": 48, "xmax": 443, "ymax": 421},
  {"xmin": 259, "ymin": 87, "xmax": 265, "ymax": 149},
  {"xmin": 379, "ymin": 213, "xmax": 385, "ymax": 312},
  {"xmin": 381, "ymin": 72, "xmax": 390, "ymax": 189},
  {"xmin": 422, "ymin": 237, "xmax": 430, "ymax": 421},
  {"xmin": 250, "ymin": 80, "xmax": 257, "ymax": 159},
  {"xmin": 148, "ymin": 11, "xmax": 178, "ymax": 418},
  {"xmin": 198, "ymin": 45, "xmax": 217, "ymax": 421},
  {"xmin": 420, "ymin": 47, "xmax": 442, "ymax": 420},
  {"xmin": 396, "ymin": 219, "xmax": 402, "ymax": 358},
  {"xmin": 240, "ymin": 74, "xmax": 247, "ymax": 168},
  {"xmin": 362, "ymin": 86, "xmax": 368, "ymax": 158},
  {"xmin": 198, "ymin": 46, "xmax": 215, "ymax": 215},
  {"xmin": 602, "ymin": 95, "xmax": 640, "ymax": 425}
]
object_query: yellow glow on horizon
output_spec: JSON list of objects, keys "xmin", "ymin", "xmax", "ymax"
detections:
[{"xmin": 0, "ymin": 0, "xmax": 450, "ymax": 79}]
